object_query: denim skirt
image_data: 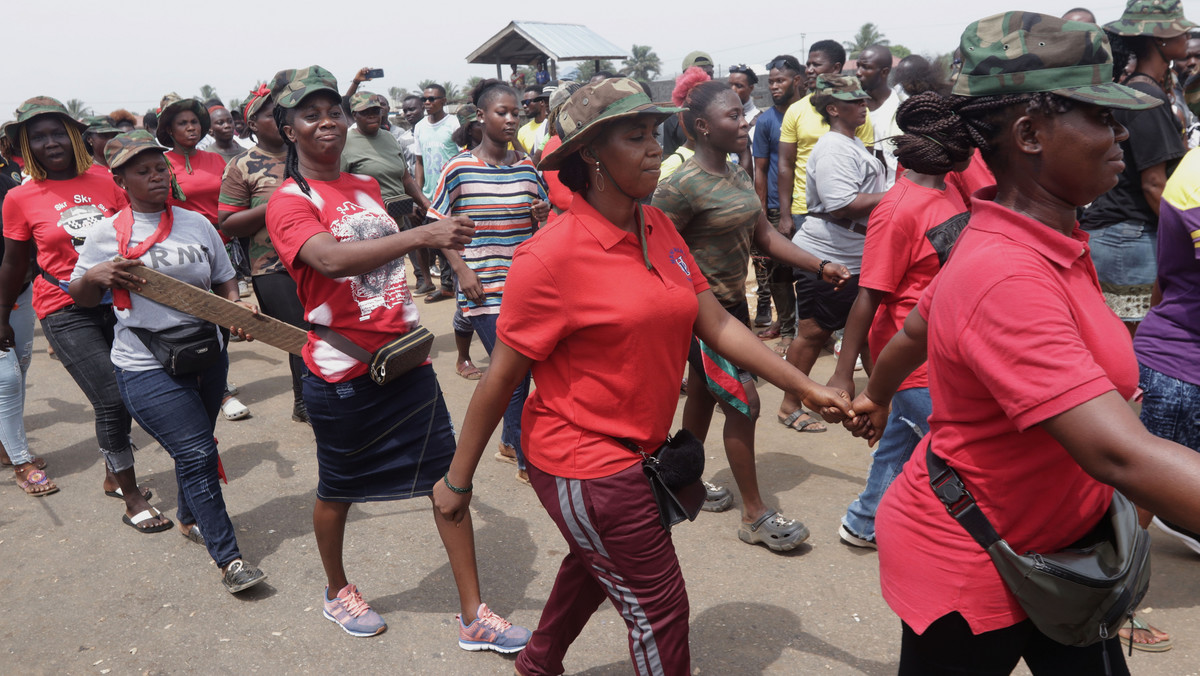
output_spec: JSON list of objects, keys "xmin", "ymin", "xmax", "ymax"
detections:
[
  {"xmin": 303, "ymin": 363, "xmax": 455, "ymax": 502},
  {"xmin": 1087, "ymin": 220, "xmax": 1157, "ymax": 321}
]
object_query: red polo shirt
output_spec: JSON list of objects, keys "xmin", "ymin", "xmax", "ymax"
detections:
[
  {"xmin": 498, "ymin": 195, "xmax": 708, "ymax": 480},
  {"xmin": 166, "ymin": 149, "xmax": 226, "ymax": 226},
  {"xmin": 876, "ymin": 188, "xmax": 1138, "ymax": 635}
]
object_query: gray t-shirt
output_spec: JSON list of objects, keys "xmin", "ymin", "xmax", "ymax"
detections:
[
  {"xmin": 72, "ymin": 206, "xmax": 236, "ymax": 371},
  {"xmin": 794, "ymin": 132, "xmax": 886, "ymax": 274}
]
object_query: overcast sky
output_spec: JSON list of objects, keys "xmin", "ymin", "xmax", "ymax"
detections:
[{"xmin": 7, "ymin": 0, "xmax": 1135, "ymax": 116}]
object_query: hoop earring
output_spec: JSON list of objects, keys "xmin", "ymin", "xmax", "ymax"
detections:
[{"xmin": 594, "ymin": 160, "xmax": 606, "ymax": 192}]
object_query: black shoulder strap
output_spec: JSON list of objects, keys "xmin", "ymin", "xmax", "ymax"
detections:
[
  {"xmin": 926, "ymin": 445, "xmax": 1003, "ymax": 550},
  {"xmin": 312, "ymin": 324, "xmax": 373, "ymax": 364}
]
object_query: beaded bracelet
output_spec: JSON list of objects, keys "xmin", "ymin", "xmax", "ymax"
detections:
[
  {"xmin": 443, "ymin": 472, "xmax": 473, "ymax": 494},
  {"xmin": 817, "ymin": 259, "xmax": 832, "ymax": 279}
]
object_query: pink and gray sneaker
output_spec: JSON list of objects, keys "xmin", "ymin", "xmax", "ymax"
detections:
[
  {"xmin": 323, "ymin": 584, "xmax": 387, "ymax": 637},
  {"xmin": 457, "ymin": 603, "xmax": 531, "ymax": 653}
]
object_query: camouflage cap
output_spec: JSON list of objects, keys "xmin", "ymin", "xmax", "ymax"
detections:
[
  {"xmin": 82, "ymin": 115, "xmax": 122, "ymax": 136},
  {"xmin": 456, "ymin": 103, "xmax": 478, "ymax": 126},
  {"xmin": 271, "ymin": 65, "xmax": 339, "ymax": 109},
  {"xmin": 682, "ymin": 51, "xmax": 713, "ymax": 70},
  {"xmin": 539, "ymin": 77, "xmax": 683, "ymax": 171},
  {"xmin": 4, "ymin": 96, "xmax": 87, "ymax": 145},
  {"xmin": 814, "ymin": 75, "xmax": 871, "ymax": 101},
  {"xmin": 155, "ymin": 93, "xmax": 211, "ymax": 147},
  {"xmin": 953, "ymin": 12, "xmax": 1162, "ymax": 110},
  {"xmin": 1104, "ymin": 0, "xmax": 1195, "ymax": 37},
  {"xmin": 243, "ymin": 83, "xmax": 273, "ymax": 121},
  {"xmin": 349, "ymin": 91, "xmax": 381, "ymax": 113},
  {"xmin": 103, "ymin": 130, "xmax": 168, "ymax": 170}
]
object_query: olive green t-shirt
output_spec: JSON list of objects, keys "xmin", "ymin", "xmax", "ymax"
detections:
[{"xmin": 341, "ymin": 127, "xmax": 410, "ymax": 203}]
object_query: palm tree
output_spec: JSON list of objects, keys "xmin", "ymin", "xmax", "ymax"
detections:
[
  {"xmin": 441, "ymin": 81, "xmax": 462, "ymax": 103},
  {"xmin": 388, "ymin": 86, "xmax": 409, "ymax": 104},
  {"xmin": 417, "ymin": 79, "xmax": 439, "ymax": 94},
  {"xmin": 64, "ymin": 99, "xmax": 91, "ymax": 119},
  {"xmin": 621, "ymin": 45, "xmax": 662, "ymax": 81},
  {"xmin": 198, "ymin": 84, "xmax": 219, "ymax": 104},
  {"xmin": 843, "ymin": 23, "xmax": 890, "ymax": 60},
  {"xmin": 464, "ymin": 77, "xmax": 483, "ymax": 96}
]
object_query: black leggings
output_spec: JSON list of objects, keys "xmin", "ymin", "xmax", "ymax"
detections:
[
  {"xmin": 899, "ymin": 613, "xmax": 1128, "ymax": 676},
  {"xmin": 251, "ymin": 272, "xmax": 308, "ymax": 404}
]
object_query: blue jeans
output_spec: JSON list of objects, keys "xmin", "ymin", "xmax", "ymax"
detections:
[
  {"xmin": 469, "ymin": 312, "xmax": 530, "ymax": 470},
  {"xmin": 0, "ymin": 286, "xmax": 34, "ymax": 464},
  {"xmin": 40, "ymin": 304, "xmax": 134, "ymax": 472},
  {"xmin": 843, "ymin": 387, "xmax": 932, "ymax": 541},
  {"xmin": 1139, "ymin": 363, "xmax": 1200, "ymax": 452},
  {"xmin": 116, "ymin": 352, "xmax": 241, "ymax": 568}
]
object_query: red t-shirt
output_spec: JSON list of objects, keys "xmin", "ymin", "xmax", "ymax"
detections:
[
  {"xmin": 860, "ymin": 176, "xmax": 968, "ymax": 390},
  {"xmin": 265, "ymin": 173, "xmax": 420, "ymax": 382},
  {"xmin": 498, "ymin": 195, "xmax": 709, "ymax": 480},
  {"xmin": 876, "ymin": 188, "xmax": 1138, "ymax": 635},
  {"xmin": 944, "ymin": 149, "xmax": 995, "ymax": 209},
  {"xmin": 1, "ymin": 174, "xmax": 128, "ymax": 318},
  {"xmin": 166, "ymin": 149, "xmax": 226, "ymax": 226},
  {"xmin": 539, "ymin": 135, "xmax": 573, "ymax": 213},
  {"xmin": 85, "ymin": 163, "xmax": 112, "ymax": 179}
]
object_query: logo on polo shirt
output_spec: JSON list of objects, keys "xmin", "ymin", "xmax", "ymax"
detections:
[{"xmin": 667, "ymin": 247, "xmax": 692, "ymax": 279}]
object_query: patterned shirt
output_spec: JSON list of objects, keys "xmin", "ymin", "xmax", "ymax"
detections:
[
  {"xmin": 652, "ymin": 157, "xmax": 761, "ymax": 309},
  {"xmin": 427, "ymin": 151, "xmax": 548, "ymax": 316},
  {"xmin": 217, "ymin": 146, "xmax": 287, "ymax": 276}
]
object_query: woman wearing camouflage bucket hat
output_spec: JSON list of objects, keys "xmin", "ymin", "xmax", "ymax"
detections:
[
  {"xmin": 836, "ymin": 12, "xmax": 1200, "ymax": 673},
  {"xmin": 435, "ymin": 77, "xmax": 853, "ymax": 675},
  {"xmin": 1081, "ymin": 0, "xmax": 1196, "ymax": 330},
  {"xmin": 68, "ymin": 130, "xmax": 267, "ymax": 593},
  {"xmin": 0, "ymin": 96, "xmax": 157, "ymax": 508},
  {"xmin": 263, "ymin": 66, "xmax": 530, "ymax": 649}
]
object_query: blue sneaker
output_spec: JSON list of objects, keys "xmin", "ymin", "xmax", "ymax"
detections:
[
  {"xmin": 457, "ymin": 603, "xmax": 531, "ymax": 653},
  {"xmin": 323, "ymin": 584, "xmax": 387, "ymax": 637}
]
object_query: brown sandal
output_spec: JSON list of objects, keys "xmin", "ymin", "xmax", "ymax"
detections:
[{"xmin": 15, "ymin": 467, "xmax": 58, "ymax": 497}]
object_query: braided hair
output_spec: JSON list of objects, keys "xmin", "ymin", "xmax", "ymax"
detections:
[
  {"xmin": 19, "ymin": 117, "xmax": 92, "ymax": 181},
  {"xmin": 946, "ymin": 92, "xmax": 1074, "ymax": 174},
  {"xmin": 273, "ymin": 99, "xmax": 312, "ymax": 197},
  {"xmin": 892, "ymin": 92, "xmax": 974, "ymax": 175}
]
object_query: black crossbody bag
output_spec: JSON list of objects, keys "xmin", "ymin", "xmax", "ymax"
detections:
[
  {"xmin": 131, "ymin": 323, "xmax": 225, "ymax": 376},
  {"xmin": 927, "ymin": 445, "xmax": 1151, "ymax": 648},
  {"xmin": 612, "ymin": 430, "xmax": 707, "ymax": 532},
  {"xmin": 312, "ymin": 324, "xmax": 434, "ymax": 385}
]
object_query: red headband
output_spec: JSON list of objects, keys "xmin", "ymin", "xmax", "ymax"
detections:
[{"xmin": 244, "ymin": 83, "xmax": 272, "ymax": 118}]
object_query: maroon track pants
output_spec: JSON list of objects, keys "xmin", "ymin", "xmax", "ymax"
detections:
[{"xmin": 515, "ymin": 461, "xmax": 691, "ymax": 676}]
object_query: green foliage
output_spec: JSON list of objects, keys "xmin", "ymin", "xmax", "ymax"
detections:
[
  {"xmin": 891, "ymin": 44, "xmax": 912, "ymax": 59},
  {"xmin": 622, "ymin": 45, "xmax": 662, "ymax": 81},
  {"xmin": 571, "ymin": 59, "xmax": 616, "ymax": 82},
  {"xmin": 64, "ymin": 99, "xmax": 91, "ymax": 119},
  {"xmin": 844, "ymin": 23, "xmax": 890, "ymax": 60},
  {"xmin": 198, "ymin": 84, "xmax": 219, "ymax": 104},
  {"xmin": 388, "ymin": 86, "xmax": 409, "ymax": 104}
]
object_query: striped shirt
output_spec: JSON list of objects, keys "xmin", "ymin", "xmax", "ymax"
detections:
[{"xmin": 428, "ymin": 151, "xmax": 548, "ymax": 316}]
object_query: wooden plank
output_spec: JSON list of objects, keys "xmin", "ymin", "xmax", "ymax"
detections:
[{"xmin": 118, "ymin": 257, "xmax": 308, "ymax": 356}]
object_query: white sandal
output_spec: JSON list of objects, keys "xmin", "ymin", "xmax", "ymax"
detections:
[{"xmin": 221, "ymin": 396, "xmax": 250, "ymax": 421}]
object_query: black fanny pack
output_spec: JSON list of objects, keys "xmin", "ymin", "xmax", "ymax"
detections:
[
  {"xmin": 131, "ymin": 323, "xmax": 224, "ymax": 376},
  {"xmin": 927, "ymin": 445, "xmax": 1151, "ymax": 648},
  {"xmin": 313, "ymin": 324, "xmax": 434, "ymax": 385},
  {"xmin": 613, "ymin": 430, "xmax": 707, "ymax": 533}
]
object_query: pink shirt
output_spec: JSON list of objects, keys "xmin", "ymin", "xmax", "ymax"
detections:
[{"xmin": 876, "ymin": 188, "xmax": 1138, "ymax": 635}]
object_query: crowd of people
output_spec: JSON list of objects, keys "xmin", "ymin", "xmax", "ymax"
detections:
[{"xmin": 4, "ymin": 2, "xmax": 1200, "ymax": 674}]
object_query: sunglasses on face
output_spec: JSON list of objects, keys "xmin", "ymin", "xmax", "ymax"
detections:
[
  {"xmin": 522, "ymin": 98, "xmax": 547, "ymax": 106},
  {"xmin": 421, "ymin": 96, "xmax": 444, "ymax": 102}
]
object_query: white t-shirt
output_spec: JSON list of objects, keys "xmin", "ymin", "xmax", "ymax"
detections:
[
  {"xmin": 71, "ymin": 206, "xmax": 235, "ymax": 371},
  {"xmin": 412, "ymin": 114, "xmax": 461, "ymax": 200},
  {"xmin": 794, "ymin": 132, "xmax": 886, "ymax": 274},
  {"xmin": 871, "ymin": 92, "xmax": 902, "ymax": 188}
]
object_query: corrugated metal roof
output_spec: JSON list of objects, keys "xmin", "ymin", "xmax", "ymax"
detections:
[{"xmin": 466, "ymin": 21, "xmax": 627, "ymax": 65}]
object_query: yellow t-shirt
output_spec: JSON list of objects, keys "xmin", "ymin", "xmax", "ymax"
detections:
[
  {"xmin": 517, "ymin": 119, "xmax": 544, "ymax": 153},
  {"xmin": 779, "ymin": 94, "xmax": 875, "ymax": 214}
]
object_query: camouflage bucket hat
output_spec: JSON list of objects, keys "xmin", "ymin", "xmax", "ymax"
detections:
[
  {"xmin": 548, "ymin": 81, "xmax": 584, "ymax": 118},
  {"xmin": 539, "ymin": 77, "xmax": 683, "ymax": 171},
  {"xmin": 82, "ymin": 115, "xmax": 122, "ymax": 136},
  {"xmin": 271, "ymin": 66, "xmax": 339, "ymax": 109},
  {"xmin": 349, "ymin": 91, "xmax": 381, "ymax": 113},
  {"xmin": 155, "ymin": 93, "xmax": 211, "ymax": 147},
  {"xmin": 4, "ymin": 96, "xmax": 87, "ymax": 145},
  {"xmin": 104, "ymin": 130, "xmax": 168, "ymax": 170},
  {"xmin": 1105, "ymin": 0, "xmax": 1195, "ymax": 37},
  {"xmin": 814, "ymin": 75, "xmax": 871, "ymax": 101},
  {"xmin": 456, "ymin": 103, "xmax": 478, "ymax": 126},
  {"xmin": 953, "ymin": 12, "xmax": 1162, "ymax": 110}
]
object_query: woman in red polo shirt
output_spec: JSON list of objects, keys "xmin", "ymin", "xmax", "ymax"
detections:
[
  {"xmin": 433, "ymin": 78, "xmax": 853, "ymax": 676},
  {"xmin": 843, "ymin": 13, "xmax": 1200, "ymax": 674}
]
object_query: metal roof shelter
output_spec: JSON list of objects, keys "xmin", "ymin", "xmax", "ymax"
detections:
[{"xmin": 466, "ymin": 21, "xmax": 627, "ymax": 79}]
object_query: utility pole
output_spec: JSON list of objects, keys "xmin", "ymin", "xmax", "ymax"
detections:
[{"xmin": 801, "ymin": 33, "xmax": 807, "ymax": 58}]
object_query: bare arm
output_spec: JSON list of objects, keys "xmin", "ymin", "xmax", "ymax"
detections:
[
  {"xmin": 402, "ymin": 170, "xmax": 431, "ymax": 217},
  {"xmin": 1041, "ymin": 391, "xmax": 1200, "ymax": 533},
  {"xmin": 827, "ymin": 286, "xmax": 884, "ymax": 402},
  {"xmin": 752, "ymin": 210, "xmax": 850, "ymax": 286},
  {"xmin": 413, "ymin": 156, "xmax": 425, "ymax": 194},
  {"xmin": 1140, "ymin": 162, "xmax": 1167, "ymax": 217},
  {"xmin": 830, "ymin": 191, "xmax": 888, "ymax": 221},
  {"xmin": 68, "ymin": 258, "xmax": 147, "ymax": 308},
  {"xmin": 297, "ymin": 217, "xmax": 472, "ymax": 279},
  {"xmin": 753, "ymin": 157, "xmax": 769, "ymax": 211},
  {"xmin": 433, "ymin": 339, "xmax": 534, "ymax": 523},
  {"xmin": 218, "ymin": 204, "xmax": 267, "ymax": 238},
  {"xmin": 841, "ymin": 307, "xmax": 928, "ymax": 443},
  {"xmin": 776, "ymin": 141, "xmax": 797, "ymax": 235},
  {"xmin": 693, "ymin": 290, "xmax": 852, "ymax": 416}
]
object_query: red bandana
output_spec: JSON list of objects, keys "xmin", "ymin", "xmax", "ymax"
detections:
[{"xmin": 111, "ymin": 206, "xmax": 174, "ymax": 309}]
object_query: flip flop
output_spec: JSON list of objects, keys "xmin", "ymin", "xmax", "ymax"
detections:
[
  {"xmin": 1120, "ymin": 617, "xmax": 1173, "ymax": 652},
  {"xmin": 757, "ymin": 325, "xmax": 781, "ymax": 340},
  {"xmin": 777, "ymin": 409, "xmax": 827, "ymax": 433},
  {"xmin": 105, "ymin": 485, "xmax": 153, "ymax": 500},
  {"xmin": 456, "ymin": 360, "xmax": 483, "ymax": 380},
  {"xmin": 15, "ymin": 468, "xmax": 58, "ymax": 497},
  {"xmin": 122, "ymin": 508, "xmax": 173, "ymax": 534},
  {"xmin": 1, "ymin": 456, "xmax": 46, "ymax": 470},
  {"xmin": 424, "ymin": 289, "xmax": 450, "ymax": 304}
]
